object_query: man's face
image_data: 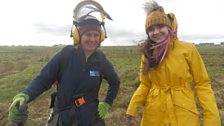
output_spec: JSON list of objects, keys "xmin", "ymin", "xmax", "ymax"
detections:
[{"xmin": 81, "ymin": 30, "xmax": 101, "ymax": 55}]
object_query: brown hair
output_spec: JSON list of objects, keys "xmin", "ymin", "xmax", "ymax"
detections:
[{"xmin": 138, "ymin": 39, "xmax": 153, "ymax": 74}]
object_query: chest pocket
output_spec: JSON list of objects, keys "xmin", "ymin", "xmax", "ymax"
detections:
[
  {"xmin": 89, "ymin": 70, "xmax": 100, "ymax": 77},
  {"xmin": 84, "ymin": 60, "xmax": 102, "ymax": 89}
]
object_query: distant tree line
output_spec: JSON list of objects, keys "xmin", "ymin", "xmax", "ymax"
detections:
[{"xmin": 195, "ymin": 42, "xmax": 224, "ymax": 46}]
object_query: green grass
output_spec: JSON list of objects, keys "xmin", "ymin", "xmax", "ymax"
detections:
[{"xmin": 0, "ymin": 45, "xmax": 223, "ymax": 125}]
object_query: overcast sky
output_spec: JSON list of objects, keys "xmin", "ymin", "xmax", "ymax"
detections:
[{"xmin": 0, "ymin": 0, "xmax": 224, "ymax": 46}]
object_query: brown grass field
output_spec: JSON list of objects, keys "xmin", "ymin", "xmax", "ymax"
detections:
[{"xmin": 0, "ymin": 45, "xmax": 223, "ymax": 126}]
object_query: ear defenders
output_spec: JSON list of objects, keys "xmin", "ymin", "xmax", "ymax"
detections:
[
  {"xmin": 71, "ymin": 0, "xmax": 112, "ymax": 46},
  {"xmin": 72, "ymin": 24, "xmax": 106, "ymax": 45}
]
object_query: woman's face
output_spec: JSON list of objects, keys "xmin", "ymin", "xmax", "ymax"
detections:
[
  {"xmin": 147, "ymin": 24, "xmax": 170, "ymax": 43},
  {"xmin": 81, "ymin": 30, "xmax": 100, "ymax": 55}
]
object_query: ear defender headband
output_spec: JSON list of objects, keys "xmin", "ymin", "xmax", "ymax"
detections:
[
  {"xmin": 71, "ymin": 16, "xmax": 106, "ymax": 45},
  {"xmin": 70, "ymin": 0, "xmax": 112, "ymax": 46}
]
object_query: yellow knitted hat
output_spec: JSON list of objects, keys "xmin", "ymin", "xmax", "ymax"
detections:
[{"xmin": 145, "ymin": 5, "xmax": 171, "ymax": 33}]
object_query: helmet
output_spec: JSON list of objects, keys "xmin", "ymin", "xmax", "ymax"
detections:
[
  {"xmin": 72, "ymin": 16, "xmax": 106, "ymax": 45},
  {"xmin": 71, "ymin": 0, "xmax": 112, "ymax": 46}
]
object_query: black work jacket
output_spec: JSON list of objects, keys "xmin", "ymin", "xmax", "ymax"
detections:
[{"xmin": 22, "ymin": 46, "xmax": 120, "ymax": 125}]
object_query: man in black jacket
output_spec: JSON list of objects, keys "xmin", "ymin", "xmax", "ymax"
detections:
[{"xmin": 8, "ymin": 3, "xmax": 120, "ymax": 126}]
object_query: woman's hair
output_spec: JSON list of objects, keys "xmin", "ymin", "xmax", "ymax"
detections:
[
  {"xmin": 138, "ymin": 38, "xmax": 154, "ymax": 74},
  {"xmin": 139, "ymin": 1, "xmax": 178, "ymax": 74}
]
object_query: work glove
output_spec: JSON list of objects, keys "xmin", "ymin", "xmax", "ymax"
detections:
[
  {"xmin": 8, "ymin": 93, "xmax": 29, "ymax": 126},
  {"xmin": 98, "ymin": 102, "xmax": 111, "ymax": 119},
  {"xmin": 127, "ymin": 115, "xmax": 138, "ymax": 125}
]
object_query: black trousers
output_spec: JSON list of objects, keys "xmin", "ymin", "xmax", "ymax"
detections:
[{"xmin": 46, "ymin": 102, "xmax": 105, "ymax": 126}]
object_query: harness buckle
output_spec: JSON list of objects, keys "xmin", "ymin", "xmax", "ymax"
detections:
[{"xmin": 74, "ymin": 97, "xmax": 86, "ymax": 107}]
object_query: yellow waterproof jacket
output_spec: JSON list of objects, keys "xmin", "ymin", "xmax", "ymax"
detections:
[{"xmin": 126, "ymin": 39, "xmax": 221, "ymax": 126}]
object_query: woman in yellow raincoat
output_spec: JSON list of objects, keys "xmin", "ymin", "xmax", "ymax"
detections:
[{"xmin": 126, "ymin": 1, "xmax": 220, "ymax": 126}]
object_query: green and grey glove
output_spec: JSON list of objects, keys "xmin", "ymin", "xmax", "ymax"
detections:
[
  {"xmin": 98, "ymin": 102, "xmax": 111, "ymax": 119},
  {"xmin": 8, "ymin": 93, "xmax": 29, "ymax": 126}
]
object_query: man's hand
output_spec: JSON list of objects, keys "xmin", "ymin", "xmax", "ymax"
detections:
[
  {"xmin": 98, "ymin": 102, "xmax": 111, "ymax": 119},
  {"xmin": 8, "ymin": 93, "xmax": 29, "ymax": 125}
]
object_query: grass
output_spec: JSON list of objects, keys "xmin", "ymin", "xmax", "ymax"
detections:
[{"xmin": 0, "ymin": 45, "xmax": 223, "ymax": 125}]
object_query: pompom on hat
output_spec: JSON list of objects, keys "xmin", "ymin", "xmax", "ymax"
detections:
[{"xmin": 144, "ymin": 0, "xmax": 171, "ymax": 33}]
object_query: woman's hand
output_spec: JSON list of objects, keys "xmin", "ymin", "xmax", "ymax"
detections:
[{"xmin": 127, "ymin": 115, "xmax": 138, "ymax": 125}]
